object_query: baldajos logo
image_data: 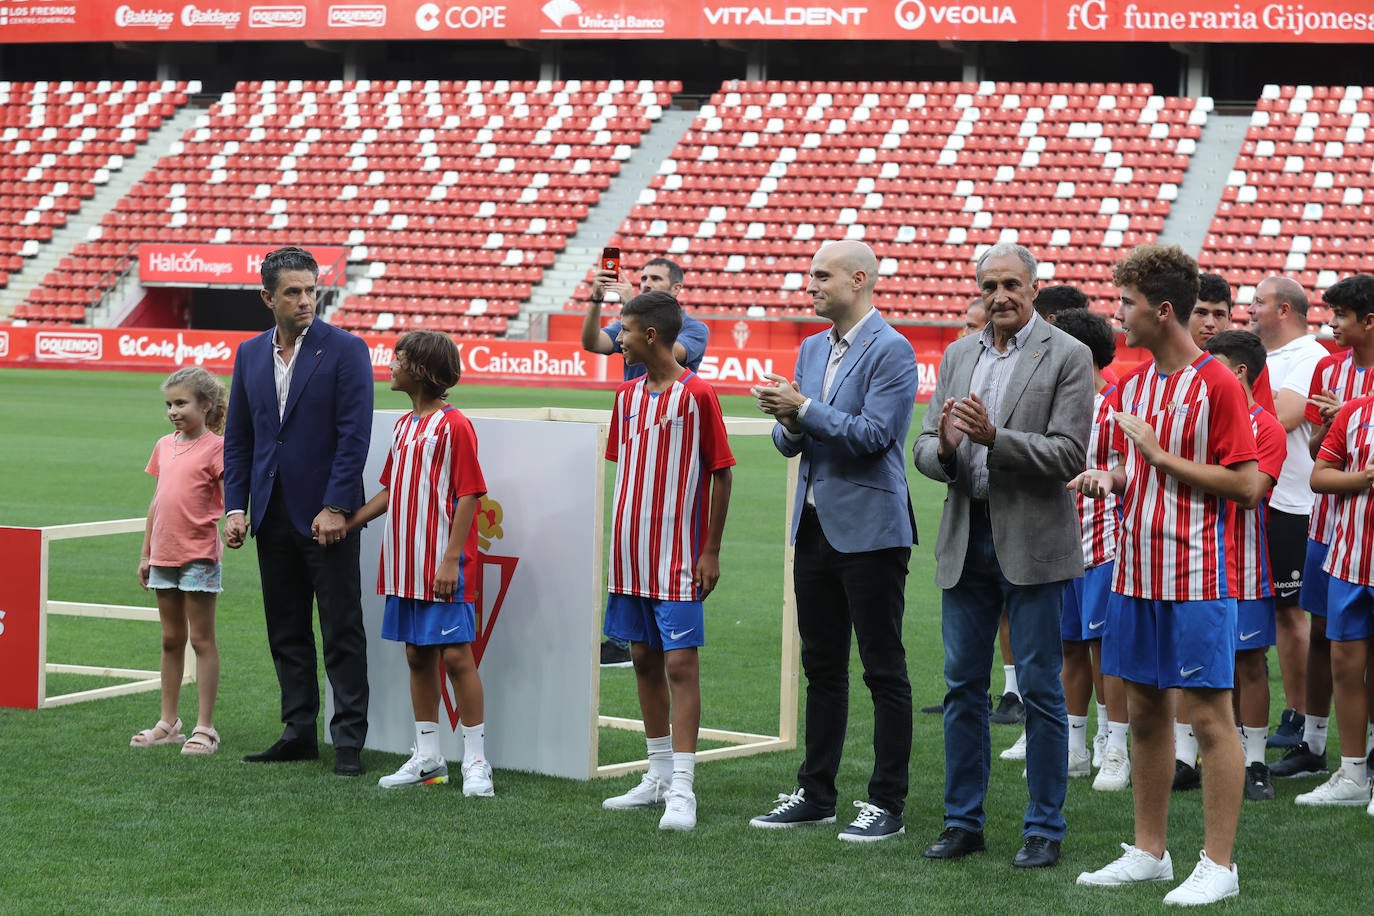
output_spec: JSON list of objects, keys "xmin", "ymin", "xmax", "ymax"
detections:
[
  {"xmin": 893, "ymin": 0, "xmax": 1015, "ymax": 30},
  {"xmin": 114, "ymin": 5, "xmax": 175, "ymax": 27}
]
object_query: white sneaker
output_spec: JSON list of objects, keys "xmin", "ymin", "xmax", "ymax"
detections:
[
  {"xmin": 1068, "ymin": 747, "xmax": 1092, "ymax": 778},
  {"xmin": 602, "ymin": 773, "xmax": 670, "ymax": 810},
  {"xmin": 1077, "ymin": 843, "xmax": 1173, "ymax": 886},
  {"xmin": 1163, "ymin": 851, "xmax": 1239, "ymax": 906},
  {"xmin": 1000, "ymin": 731, "xmax": 1027, "ymax": 761},
  {"xmin": 658, "ymin": 786, "xmax": 697, "ymax": 831},
  {"xmin": 461, "ymin": 758, "xmax": 495, "ymax": 797},
  {"xmin": 1092, "ymin": 732, "xmax": 1108, "ymax": 768},
  {"xmin": 1294, "ymin": 766, "xmax": 1370, "ymax": 807},
  {"xmin": 1093, "ymin": 748, "xmax": 1131, "ymax": 791},
  {"xmin": 377, "ymin": 748, "xmax": 448, "ymax": 788}
]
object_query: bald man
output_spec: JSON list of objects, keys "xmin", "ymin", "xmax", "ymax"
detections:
[
  {"xmin": 750, "ymin": 239, "xmax": 920, "ymax": 843},
  {"xmin": 1246, "ymin": 275, "xmax": 1329, "ymax": 748}
]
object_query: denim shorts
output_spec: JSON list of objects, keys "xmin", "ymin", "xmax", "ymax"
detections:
[{"xmin": 147, "ymin": 559, "xmax": 222, "ymax": 593}]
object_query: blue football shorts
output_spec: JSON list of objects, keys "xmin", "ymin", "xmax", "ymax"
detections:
[
  {"xmin": 604, "ymin": 593, "xmax": 705, "ymax": 651},
  {"xmin": 1103, "ymin": 592, "xmax": 1237, "ymax": 689}
]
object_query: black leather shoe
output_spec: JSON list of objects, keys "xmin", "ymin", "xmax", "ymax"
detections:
[
  {"xmin": 923, "ymin": 826, "xmax": 987, "ymax": 860},
  {"xmin": 242, "ymin": 737, "xmax": 319, "ymax": 763},
  {"xmin": 333, "ymin": 746, "xmax": 363, "ymax": 777},
  {"xmin": 1012, "ymin": 836, "xmax": 1061, "ymax": 868}
]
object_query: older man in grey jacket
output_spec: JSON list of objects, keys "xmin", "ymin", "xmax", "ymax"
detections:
[{"xmin": 914, "ymin": 243, "xmax": 1093, "ymax": 869}]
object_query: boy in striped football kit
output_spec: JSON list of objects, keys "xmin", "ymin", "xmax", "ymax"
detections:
[
  {"xmin": 1051, "ymin": 308, "xmax": 1131, "ymax": 792},
  {"xmin": 1273, "ymin": 276, "xmax": 1374, "ymax": 781},
  {"xmin": 1073, "ymin": 245, "xmax": 1261, "ymax": 907},
  {"xmin": 1299, "ymin": 274, "xmax": 1374, "ymax": 811},
  {"xmin": 599, "ymin": 290, "xmax": 735, "ymax": 832},
  {"xmin": 349, "ymin": 330, "xmax": 493, "ymax": 797},
  {"xmin": 1204, "ymin": 330, "xmax": 1288, "ymax": 802}
]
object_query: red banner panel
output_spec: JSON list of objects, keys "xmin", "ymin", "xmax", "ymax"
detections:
[
  {"xmin": 138, "ymin": 244, "xmax": 348, "ymax": 286},
  {"xmin": 0, "ymin": 0, "xmax": 1368, "ymax": 43}
]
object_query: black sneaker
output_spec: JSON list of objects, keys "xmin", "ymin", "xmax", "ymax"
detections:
[
  {"xmin": 989, "ymin": 692, "xmax": 1026, "ymax": 725},
  {"xmin": 838, "ymin": 801, "xmax": 904, "ymax": 843},
  {"xmin": 1172, "ymin": 760, "xmax": 1201, "ymax": 792},
  {"xmin": 1266, "ymin": 708, "xmax": 1305, "ymax": 749},
  {"xmin": 1270, "ymin": 741, "xmax": 1328, "ymax": 779},
  {"xmin": 920, "ymin": 703, "xmax": 945, "ymax": 715},
  {"xmin": 1244, "ymin": 761, "xmax": 1275, "ymax": 800},
  {"xmin": 599, "ymin": 638, "xmax": 632, "ymax": 668},
  {"xmin": 749, "ymin": 788, "xmax": 836, "ymax": 829}
]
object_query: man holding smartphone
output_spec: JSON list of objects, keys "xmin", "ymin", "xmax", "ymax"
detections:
[
  {"xmin": 582, "ymin": 253, "xmax": 710, "ymax": 382},
  {"xmin": 583, "ymin": 252, "xmax": 712, "ymax": 666}
]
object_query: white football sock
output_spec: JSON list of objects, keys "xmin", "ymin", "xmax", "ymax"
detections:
[
  {"xmin": 416, "ymin": 721, "xmax": 441, "ymax": 761},
  {"xmin": 1341, "ymin": 756, "xmax": 1368, "ymax": 786},
  {"xmin": 1174, "ymin": 721, "xmax": 1198, "ymax": 766},
  {"xmin": 1304, "ymin": 716, "xmax": 1329, "ymax": 756},
  {"xmin": 671, "ymin": 751, "xmax": 696, "ymax": 793},
  {"xmin": 646, "ymin": 734, "xmax": 673, "ymax": 783},
  {"xmin": 1004, "ymin": 665, "xmax": 1020, "ymax": 699},
  {"xmin": 1241, "ymin": 725, "xmax": 1267, "ymax": 766},
  {"xmin": 1096, "ymin": 703, "xmax": 1109, "ymax": 740},
  {"xmin": 461, "ymin": 722, "xmax": 485, "ymax": 765},
  {"xmin": 1107, "ymin": 720, "xmax": 1129, "ymax": 754},
  {"xmin": 1068, "ymin": 715, "xmax": 1089, "ymax": 754}
]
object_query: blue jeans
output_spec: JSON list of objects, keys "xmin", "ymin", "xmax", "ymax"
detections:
[{"xmin": 941, "ymin": 510, "xmax": 1068, "ymax": 840}]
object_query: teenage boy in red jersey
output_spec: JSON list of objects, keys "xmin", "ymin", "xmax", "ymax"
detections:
[
  {"xmin": 598, "ymin": 290, "xmax": 735, "ymax": 833},
  {"xmin": 1072, "ymin": 245, "xmax": 1260, "ymax": 906}
]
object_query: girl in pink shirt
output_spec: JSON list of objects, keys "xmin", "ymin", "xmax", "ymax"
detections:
[{"xmin": 132, "ymin": 367, "xmax": 227, "ymax": 756}]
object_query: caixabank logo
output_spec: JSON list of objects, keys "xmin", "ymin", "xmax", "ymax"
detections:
[
  {"xmin": 440, "ymin": 495, "xmax": 518, "ymax": 727},
  {"xmin": 0, "ymin": 330, "xmax": 9, "ymax": 358}
]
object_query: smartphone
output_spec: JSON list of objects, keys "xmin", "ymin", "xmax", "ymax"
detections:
[{"xmin": 601, "ymin": 246, "xmax": 620, "ymax": 274}]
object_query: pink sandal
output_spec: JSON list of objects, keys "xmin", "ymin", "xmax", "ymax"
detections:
[
  {"xmin": 130, "ymin": 717, "xmax": 185, "ymax": 747},
  {"xmin": 181, "ymin": 725, "xmax": 220, "ymax": 756}
]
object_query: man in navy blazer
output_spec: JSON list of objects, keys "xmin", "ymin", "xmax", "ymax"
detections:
[
  {"xmin": 749, "ymin": 240, "xmax": 920, "ymax": 843},
  {"xmin": 223, "ymin": 246, "xmax": 373, "ymax": 776}
]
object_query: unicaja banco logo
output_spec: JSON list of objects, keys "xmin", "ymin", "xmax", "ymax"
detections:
[{"xmin": 541, "ymin": 0, "xmax": 579, "ymax": 27}]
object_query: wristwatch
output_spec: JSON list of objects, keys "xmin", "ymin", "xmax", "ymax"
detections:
[{"xmin": 324, "ymin": 505, "xmax": 347, "ymax": 515}]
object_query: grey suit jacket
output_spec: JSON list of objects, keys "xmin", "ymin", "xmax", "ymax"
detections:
[{"xmin": 913, "ymin": 315, "xmax": 1093, "ymax": 589}]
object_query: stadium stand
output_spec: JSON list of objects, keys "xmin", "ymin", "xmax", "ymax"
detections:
[
  {"xmin": 4, "ymin": 80, "xmax": 192, "ymax": 322},
  {"xmin": 14, "ymin": 78, "xmax": 678, "ymax": 336},
  {"xmin": 572, "ymin": 79, "xmax": 1207, "ymax": 320},
  {"xmin": 1199, "ymin": 84, "xmax": 1374, "ymax": 329},
  {"xmin": 5, "ymin": 77, "xmax": 1367, "ymax": 338}
]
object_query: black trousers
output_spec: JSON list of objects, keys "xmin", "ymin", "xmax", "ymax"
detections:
[
  {"xmin": 254, "ymin": 487, "xmax": 369, "ymax": 750},
  {"xmin": 794, "ymin": 505, "xmax": 913, "ymax": 815}
]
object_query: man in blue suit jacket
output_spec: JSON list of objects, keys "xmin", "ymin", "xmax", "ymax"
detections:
[
  {"xmin": 223, "ymin": 246, "xmax": 373, "ymax": 776},
  {"xmin": 749, "ymin": 240, "xmax": 920, "ymax": 843}
]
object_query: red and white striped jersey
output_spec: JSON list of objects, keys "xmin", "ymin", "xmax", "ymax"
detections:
[
  {"xmin": 1306, "ymin": 351, "xmax": 1374, "ymax": 544},
  {"xmin": 1077, "ymin": 385, "xmax": 1121, "ymax": 568},
  {"xmin": 1234, "ymin": 404, "xmax": 1287, "ymax": 600},
  {"xmin": 1112, "ymin": 353, "xmax": 1257, "ymax": 601},
  {"xmin": 1317, "ymin": 396, "xmax": 1374, "ymax": 586},
  {"xmin": 377, "ymin": 405, "xmax": 487, "ymax": 602},
  {"xmin": 606, "ymin": 370, "xmax": 736, "ymax": 601}
]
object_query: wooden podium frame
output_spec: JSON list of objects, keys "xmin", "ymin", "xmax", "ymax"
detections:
[{"xmin": 467, "ymin": 407, "xmax": 799, "ymax": 779}]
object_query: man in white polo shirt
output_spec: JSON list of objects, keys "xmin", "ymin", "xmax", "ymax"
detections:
[{"xmin": 1246, "ymin": 275, "xmax": 1330, "ymax": 749}]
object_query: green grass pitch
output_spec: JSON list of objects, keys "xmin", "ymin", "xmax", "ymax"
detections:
[{"xmin": 0, "ymin": 368, "xmax": 1362, "ymax": 914}]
